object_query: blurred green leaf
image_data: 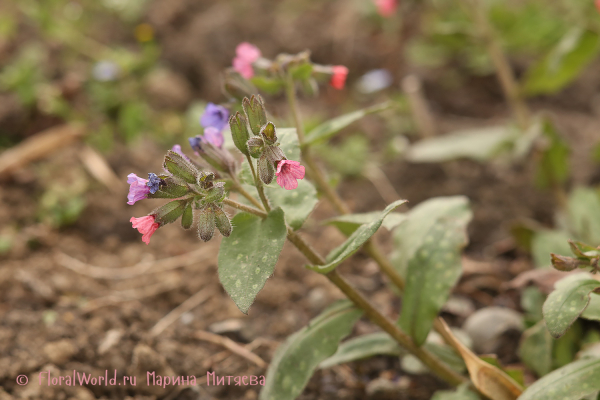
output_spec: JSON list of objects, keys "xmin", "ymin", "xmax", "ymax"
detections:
[
  {"xmin": 218, "ymin": 208, "xmax": 287, "ymax": 313},
  {"xmin": 519, "ymin": 321, "xmax": 553, "ymax": 377},
  {"xmin": 316, "ymin": 134, "xmax": 370, "ymax": 177},
  {"xmin": 535, "ymin": 118, "xmax": 570, "ymax": 189},
  {"xmin": 399, "ymin": 216, "xmax": 469, "ymax": 346},
  {"xmin": 392, "ymin": 196, "xmax": 472, "ymax": 277},
  {"xmin": 543, "ymin": 273, "xmax": 600, "ymax": 338},
  {"xmin": 406, "ymin": 126, "xmax": 514, "ymax": 163},
  {"xmin": 319, "ymin": 332, "xmax": 403, "ymax": 369},
  {"xmin": 567, "ymin": 187, "xmax": 600, "ymax": 244},
  {"xmin": 524, "ymin": 28, "xmax": 600, "ymax": 95},
  {"xmin": 289, "ymin": 63, "xmax": 313, "ymax": 80},
  {"xmin": 118, "ymin": 102, "xmax": 148, "ymax": 143},
  {"xmin": 518, "ymin": 357, "xmax": 600, "ymax": 400},
  {"xmin": 305, "ymin": 102, "xmax": 391, "ymax": 145},
  {"xmin": 307, "ymin": 200, "xmax": 408, "ymax": 274},
  {"xmin": 260, "ymin": 301, "xmax": 362, "ymax": 400},
  {"xmin": 250, "ymin": 76, "xmax": 284, "ymax": 95},
  {"xmin": 531, "ymin": 229, "xmax": 572, "ymax": 268},
  {"xmin": 431, "ymin": 384, "xmax": 480, "ymax": 400}
]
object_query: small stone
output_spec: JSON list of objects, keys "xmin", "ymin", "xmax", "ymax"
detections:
[{"xmin": 43, "ymin": 339, "xmax": 77, "ymax": 365}]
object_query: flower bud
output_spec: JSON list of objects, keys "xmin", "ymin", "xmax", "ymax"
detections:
[
  {"xmin": 258, "ymin": 153, "xmax": 275, "ymax": 185},
  {"xmin": 181, "ymin": 202, "xmax": 193, "ymax": 230},
  {"xmin": 260, "ymin": 121, "xmax": 277, "ymax": 145},
  {"xmin": 243, "ymin": 95, "xmax": 267, "ymax": 135},
  {"xmin": 229, "ymin": 112, "xmax": 251, "ymax": 155},
  {"xmin": 550, "ymin": 253, "xmax": 581, "ymax": 271},
  {"xmin": 163, "ymin": 150, "xmax": 199, "ymax": 184},
  {"xmin": 197, "ymin": 205, "xmax": 216, "ymax": 242},
  {"xmin": 204, "ymin": 182, "xmax": 226, "ymax": 204},
  {"xmin": 246, "ymin": 136, "xmax": 265, "ymax": 158},
  {"xmin": 153, "ymin": 199, "xmax": 188, "ymax": 225},
  {"xmin": 213, "ymin": 205, "xmax": 232, "ymax": 237}
]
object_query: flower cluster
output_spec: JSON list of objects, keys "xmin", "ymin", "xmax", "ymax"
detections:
[
  {"xmin": 374, "ymin": 0, "xmax": 398, "ymax": 17},
  {"xmin": 232, "ymin": 42, "xmax": 261, "ymax": 79}
]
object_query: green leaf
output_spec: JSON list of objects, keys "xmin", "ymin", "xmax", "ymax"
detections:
[
  {"xmin": 518, "ymin": 321, "xmax": 553, "ymax": 377},
  {"xmin": 567, "ymin": 187, "xmax": 600, "ymax": 244},
  {"xmin": 324, "ymin": 211, "xmax": 406, "ymax": 236},
  {"xmin": 535, "ymin": 118, "xmax": 570, "ymax": 189},
  {"xmin": 305, "ymin": 102, "xmax": 391, "ymax": 145},
  {"xmin": 319, "ymin": 332, "xmax": 403, "ymax": 369},
  {"xmin": 542, "ymin": 273, "xmax": 600, "ymax": 338},
  {"xmin": 518, "ymin": 357, "xmax": 600, "ymax": 400},
  {"xmin": 277, "ymin": 127, "xmax": 300, "ymax": 160},
  {"xmin": 289, "ymin": 63, "xmax": 313, "ymax": 80},
  {"xmin": 523, "ymin": 28, "xmax": 600, "ymax": 96},
  {"xmin": 392, "ymin": 196, "xmax": 472, "ymax": 277},
  {"xmin": 250, "ymin": 76, "xmax": 284, "ymax": 95},
  {"xmin": 265, "ymin": 179, "xmax": 318, "ymax": 230},
  {"xmin": 431, "ymin": 384, "xmax": 480, "ymax": 400},
  {"xmin": 260, "ymin": 301, "xmax": 363, "ymax": 400},
  {"xmin": 405, "ymin": 126, "xmax": 515, "ymax": 163},
  {"xmin": 163, "ymin": 151, "xmax": 198, "ymax": 184},
  {"xmin": 531, "ymin": 229, "xmax": 572, "ymax": 268},
  {"xmin": 307, "ymin": 200, "xmax": 408, "ymax": 274},
  {"xmin": 181, "ymin": 202, "xmax": 193, "ymax": 229},
  {"xmin": 218, "ymin": 208, "xmax": 287, "ymax": 313},
  {"xmin": 399, "ymin": 217, "xmax": 469, "ymax": 345}
]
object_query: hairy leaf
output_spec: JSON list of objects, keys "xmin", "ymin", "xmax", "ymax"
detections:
[
  {"xmin": 319, "ymin": 332, "xmax": 403, "ymax": 369},
  {"xmin": 518, "ymin": 321, "xmax": 553, "ymax": 377},
  {"xmin": 324, "ymin": 211, "xmax": 406, "ymax": 236},
  {"xmin": 260, "ymin": 301, "xmax": 362, "ymax": 400},
  {"xmin": 218, "ymin": 208, "xmax": 287, "ymax": 313},
  {"xmin": 265, "ymin": 179, "xmax": 318, "ymax": 230}
]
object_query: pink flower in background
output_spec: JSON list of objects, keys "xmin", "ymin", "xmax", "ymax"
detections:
[
  {"xmin": 329, "ymin": 65, "xmax": 349, "ymax": 90},
  {"xmin": 375, "ymin": 0, "xmax": 398, "ymax": 17},
  {"xmin": 276, "ymin": 160, "xmax": 305, "ymax": 190},
  {"xmin": 596, "ymin": 0, "xmax": 600, "ymax": 13},
  {"xmin": 232, "ymin": 42, "xmax": 261, "ymax": 79},
  {"xmin": 127, "ymin": 173, "xmax": 150, "ymax": 205},
  {"xmin": 130, "ymin": 215, "xmax": 159, "ymax": 245}
]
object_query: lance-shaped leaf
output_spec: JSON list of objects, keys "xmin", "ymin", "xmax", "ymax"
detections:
[
  {"xmin": 218, "ymin": 208, "xmax": 286, "ymax": 313},
  {"xmin": 399, "ymin": 217, "xmax": 469, "ymax": 346},
  {"xmin": 305, "ymin": 102, "xmax": 391, "ymax": 145},
  {"xmin": 518, "ymin": 321, "xmax": 553, "ymax": 377},
  {"xmin": 259, "ymin": 301, "xmax": 363, "ymax": 400},
  {"xmin": 523, "ymin": 28, "xmax": 600, "ymax": 96},
  {"xmin": 543, "ymin": 273, "xmax": 600, "ymax": 338},
  {"xmin": 319, "ymin": 332, "xmax": 403, "ymax": 369},
  {"xmin": 405, "ymin": 126, "xmax": 515, "ymax": 163},
  {"xmin": 518, "ymin": 357, "xmax": 600, "ymax": 400},
  {"xmin": 307, "ymin": 199, "xmax": 408, "ymax": 274},
  {"xmin": 265, "ymin": 179, "xmax": 317, "ymax": 230},
  {"xmin": 324, "ymin": 212, "xmax": 406, "ymax": 236},
  {"xmin": 392, "ymin": 196, "xmax": 472, "ymax": 277}
]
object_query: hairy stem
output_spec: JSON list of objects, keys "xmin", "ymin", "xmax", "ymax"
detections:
[
  {"xmin": 229, "ymin": 175, "xmax": 265, "ymax": 211},
  {"xmin": 245, "ymin": 154, "xmax": 271, "ymax": 212}
]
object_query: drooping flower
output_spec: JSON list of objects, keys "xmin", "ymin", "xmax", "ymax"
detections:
[
  {"xmin": 330, "ymin": 65, "xmax": 349, "ymax": 90},
  {"xmin": 130, "ymin": 215, "xmax": 160, "ymax": 245},
  {"xmin": 375, "ymin": 0, "xmax": 398, "ymax": 17},
  {"xmin": 232, "ymin": 42, "xmax": 261, "ymax": 79},
  {"xmin": 147, "ymin": 173, "xmax": 162, "ymax": 194},
  {"xmin": 276, "ymin": 160, "xmax": 306, "ymax": 190},
  {"xmin": 127, "ymin": 173, "xmax": 150, "ymax": 205},
  {"xmin": 200, "ymin": 103, "xmax": 229, "ymax": 131}
]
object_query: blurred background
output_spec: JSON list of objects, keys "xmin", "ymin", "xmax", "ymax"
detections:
[{"xmin": 1, "ymin": 0, "xmax": 600, "ymax": 399}]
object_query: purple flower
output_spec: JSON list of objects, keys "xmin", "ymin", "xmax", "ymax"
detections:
[
  {"xmin": 147, "ymin": 173, "xmax": 162, "ymax": 194},
  {"xmin": 200, "ymin": 103, "xmax": 229, "ymax": 131},
  {"xmin": 188, "ymin": 127, "xmax": 224, "ymax": 153},
  {"xmin": 127, "ymin": 173, "xmax": 150, "ymax": 205}
]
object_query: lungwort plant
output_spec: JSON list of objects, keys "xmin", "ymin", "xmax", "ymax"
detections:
[{"xmin": 123, "ymin": 44, "xmax": 581, "ymax": 400}]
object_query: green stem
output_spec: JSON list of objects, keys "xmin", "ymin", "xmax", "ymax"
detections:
[
  {"xmin": 225, "ymin": 199, "xmax": 466, "ymax": 387},
  {"xmin": 229, "ymin": 174, "xmax": 265, "ymax": 211},
  {"xmin": 245, "ymin": 154, "xmax": 271, "ymax": 212}
]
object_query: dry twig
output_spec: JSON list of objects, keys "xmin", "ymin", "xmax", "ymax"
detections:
[{"xmin": 194, "ymin": 330, "xmax": 267, "ymax": 369}]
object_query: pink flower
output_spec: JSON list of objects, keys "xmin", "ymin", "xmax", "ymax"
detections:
[
  {"xmin": 596, "ymin": 0, "xmax": 600, "ymax": 13},
  {"xmin": 127, "ymin": 173, "xmax": 150, "ymax": 205},
  {"xmin": 130, "ymin": 215, "xmax": 160, "ymax": 245},
  {"xmin": 276, "ymin": 160, "xmax": 305, "ymax": 190},
  {"xmin": 375, "ymin": 0, "xmax": 398, "ymax": 17},
  {"xmin": 330, "ymin": 65, "xmax": 349, "ymax": 90},
  {"xmin": 232, "ymin": 42, "xmax": 261, "ymax": 79}
]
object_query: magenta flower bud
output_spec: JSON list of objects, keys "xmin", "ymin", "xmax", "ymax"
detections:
[
  {"xmin": 127, "ymin": 173, "xmax": 150, "ymax": 205},
  {"xmin": 130, "ymin": 215, "xmax": 160, "ymax": 244},
  {"xmin": 276, "ymin": 160, "xmax": 306, "ymax": 190}
]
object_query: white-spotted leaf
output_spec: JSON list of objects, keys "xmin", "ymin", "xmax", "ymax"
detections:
[{"xmin": 319, "ymin": 332, "xmax": 403, "ymax": 369}]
